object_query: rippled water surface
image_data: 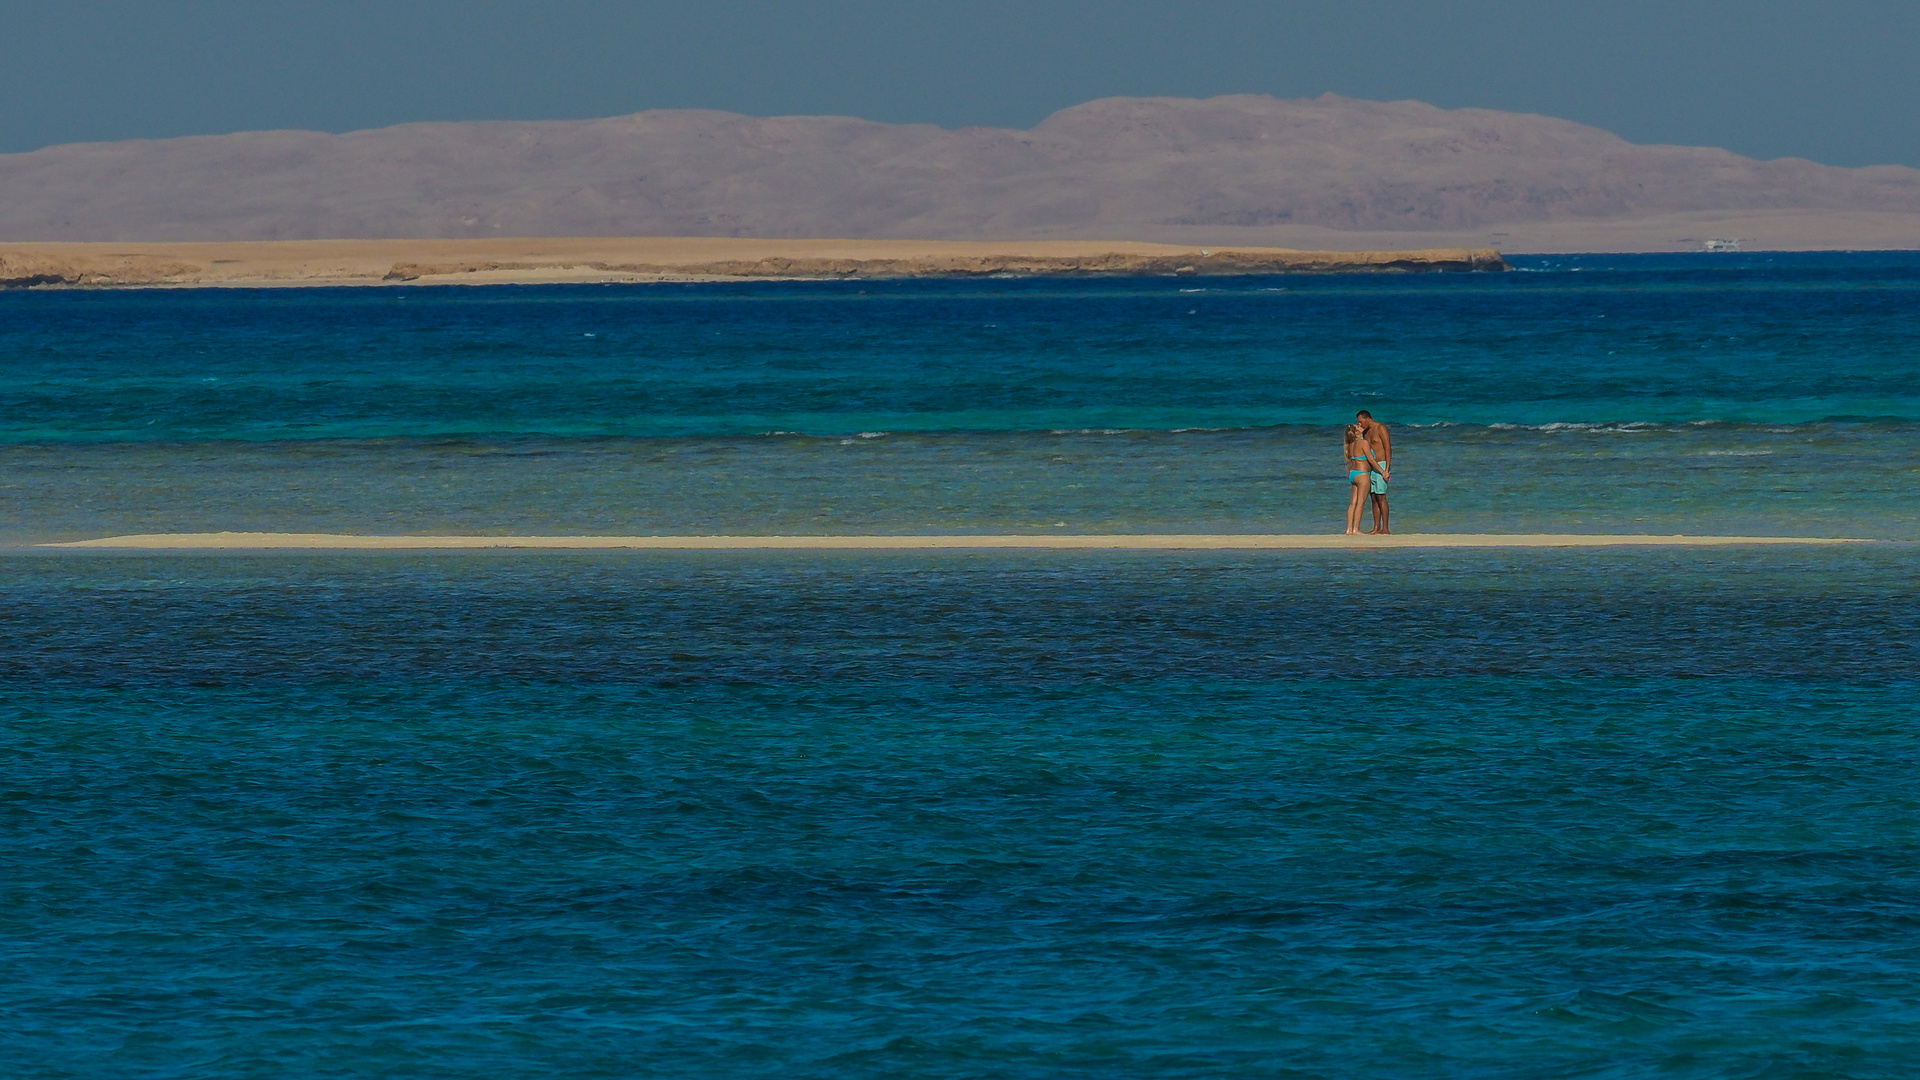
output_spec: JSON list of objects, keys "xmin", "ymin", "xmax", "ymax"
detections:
[{"xmin": 4, "ymin": 254, "xmax": 1920, "ymax": 1077}]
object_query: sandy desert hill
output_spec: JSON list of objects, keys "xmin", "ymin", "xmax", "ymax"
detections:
[{"xmin": 5, "ymin": 94, "xmax": 1920, "ymax": 251}]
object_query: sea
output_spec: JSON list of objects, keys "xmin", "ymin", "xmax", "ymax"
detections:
[{"xmin": 3, "ymin": 252, "xmax": 1919, "ymax": 1078}]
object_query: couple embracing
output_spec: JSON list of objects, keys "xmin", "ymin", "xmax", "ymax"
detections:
[{"xmin": 1344, "ymin": 410, "xmax": 1391, "ymax": 535}]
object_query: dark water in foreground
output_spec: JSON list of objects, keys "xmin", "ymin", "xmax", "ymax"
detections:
[
  {"xmin": 7, "ymin": 548, "xmax": 1920, "ymax": 1078},
  {"xmin": 4, "ymin": 254, "xmax": 1920, "ymax": 1077}
]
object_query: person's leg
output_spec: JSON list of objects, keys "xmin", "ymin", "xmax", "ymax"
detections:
[
  {"xmin": 1371, "ymin": 492, "xmax": 1390, "ymax": 534},
  {"xmin": 1347, "ymin": 479, "xmax": 1366, "ymax": 534}
]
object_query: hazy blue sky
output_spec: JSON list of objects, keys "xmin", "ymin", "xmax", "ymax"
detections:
[{"xmin": 6, "ymin": 1, "xmax": 1918, "ymax": 166}]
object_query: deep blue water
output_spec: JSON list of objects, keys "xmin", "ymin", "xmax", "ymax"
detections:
[
  {"xmin": 6, "ymin": 253, "xmax": 1920, "ymax": 443},
  {"xmin": 3, "ymin": 254, "xmax": 1920, "ymax": 1077}
]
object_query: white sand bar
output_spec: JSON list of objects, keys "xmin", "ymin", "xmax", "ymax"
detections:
[{"xmin": 40, "ymin": 532, "xmax": 1870, "ymax": 550}]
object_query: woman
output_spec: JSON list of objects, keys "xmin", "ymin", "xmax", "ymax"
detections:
[{"xmin": 1344, "ymin": 423, "xmax": 1387, "ymax": 535}]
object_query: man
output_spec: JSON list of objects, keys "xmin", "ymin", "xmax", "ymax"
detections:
[{"xmin": 1357, "ymin": 410, "xmax": 1391, "ymax": 534}]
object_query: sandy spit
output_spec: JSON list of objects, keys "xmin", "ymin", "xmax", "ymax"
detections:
[
  {"xmin": 38, "ymin": 533, "xmax": 1868, "ymax": 550},
  {"xmin": 0, "ymin": 237, "xmax": 1506, "ymax": 288}
]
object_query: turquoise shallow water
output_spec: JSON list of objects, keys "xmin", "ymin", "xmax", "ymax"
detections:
[
  {"xmin": 2, "ymin": 252, "xmax": 1919, "ymax": 541},
  {"xmin": 4, "ymin": 254, "xmax": 1920, "ymax": 1077}
]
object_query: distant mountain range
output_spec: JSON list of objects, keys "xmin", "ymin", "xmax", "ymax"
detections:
[{"xmin": 6, "ymin": 95, "xmax": 1920, "ymax": 251}]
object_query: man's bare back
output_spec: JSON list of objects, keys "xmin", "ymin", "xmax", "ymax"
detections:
[{"xmin": 1357, "ymin": 411, "xmax": 1391, "ymax": 534}]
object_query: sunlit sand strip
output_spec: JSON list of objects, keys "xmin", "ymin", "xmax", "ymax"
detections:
[{"xmin": 40, "ymin": 532, "xmax": 1870, "ymax": 550}]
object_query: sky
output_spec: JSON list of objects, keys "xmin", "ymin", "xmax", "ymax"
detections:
[{"xmin": 5, "ymin": 1, "xmax": 1919, "ymax": 167}]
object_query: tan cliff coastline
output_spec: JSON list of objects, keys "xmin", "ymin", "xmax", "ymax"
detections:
[{"xmin": 0, "ymin": 238, "xmax": 1507, "ymax": 288}]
